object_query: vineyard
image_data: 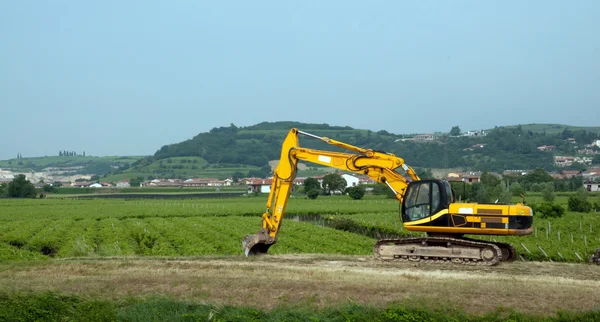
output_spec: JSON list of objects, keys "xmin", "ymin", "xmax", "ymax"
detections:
[{"xmin": 1, "ymin": 195, "xmax": 600, "ymax": 263}]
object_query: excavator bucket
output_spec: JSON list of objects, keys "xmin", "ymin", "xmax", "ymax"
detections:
[{"xmin": 242, "ymin": 229, "xmax": 276, "ymax": 256}]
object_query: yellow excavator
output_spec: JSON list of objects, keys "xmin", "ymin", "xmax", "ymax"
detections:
[{"xmin": 243, "ymin": 128, "xmax": 533, "ymax": 265}]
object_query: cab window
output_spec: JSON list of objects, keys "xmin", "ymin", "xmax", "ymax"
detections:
[
  {"xmin": 404, "ymin": 181, "xmax": 444, "ymax": 222},
  {"xmin": 405, "ymin": 182, "xmax": 431, "ymax": 221}
]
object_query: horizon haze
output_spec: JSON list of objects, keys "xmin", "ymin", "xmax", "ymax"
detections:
[{"xmin": 1, "ymin": 1, "xmax": 599, "ymax": 160}]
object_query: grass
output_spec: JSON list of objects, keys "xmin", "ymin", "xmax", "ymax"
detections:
[
  {"xmin": 3, "ymin": 292, "xmax": 597, "ymax": 322},
  {"xmin": 1, "ymin": 256, "xmax": 599, "ymax": 317}
]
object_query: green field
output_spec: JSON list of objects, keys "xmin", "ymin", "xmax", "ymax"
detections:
[{"xmin": 1, "ymin": 193, "xmax": 599, "ymax": 262}]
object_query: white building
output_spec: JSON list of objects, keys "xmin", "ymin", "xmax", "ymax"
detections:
[
  {"xmin": 0, "ymin": 169, "xmax": 14, "ymax": 178},
  {"xmin": 584, "ymin": 181, "xmax": 600, "ymax": 192},
  {"xmin": 340, "ymin": 174, "xmax": 360, "ymax": 188},
  {"xmin": 246, "ymin": 178, "xmax": 273, "ymax": 193},
  {"xmin": 116, "ymin": 181, "xmax": 131, "ymax": 188}
]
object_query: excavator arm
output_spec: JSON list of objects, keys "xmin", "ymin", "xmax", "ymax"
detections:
[{"xmin": 242, "ymin": 128, "xmax": 420, "ymax": 256}]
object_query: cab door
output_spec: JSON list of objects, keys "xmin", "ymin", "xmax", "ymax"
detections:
[{"xmin": 401, "ymin": 180, "xmax": 450, "ymax": 225}]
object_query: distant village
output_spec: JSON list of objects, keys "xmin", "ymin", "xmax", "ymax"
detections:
[
  {"xmin": 1, "ymin": 166, "xmax": 600, "ymax": 193},
  {"xmin": 1, "ymin": 134, "xmax": 600, "ymax": 193}
]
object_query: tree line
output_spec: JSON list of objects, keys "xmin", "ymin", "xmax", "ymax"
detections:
[{"xmin": 58, "ymin": 151, "xmax": 85, "ymax": 157}]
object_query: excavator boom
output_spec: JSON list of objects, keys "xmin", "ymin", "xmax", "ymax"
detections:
[{"xmin": 243, "ymin": 128, "xmax": 419, "ymax": 256}]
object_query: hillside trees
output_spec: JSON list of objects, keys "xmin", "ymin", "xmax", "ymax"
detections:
[
  {"xmin": 247, "ymin": 165, "xmax": 271, "ymax": 178},
  {"xmin": 121, "ymin": 121, "xmax": 598, "ymax": 177},
  {"xmin": 450, "ymin": 126, "xmax": 461, "ymax": 136}
]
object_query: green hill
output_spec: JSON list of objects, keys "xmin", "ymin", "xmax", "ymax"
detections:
[
  {"xmin": 0, "ymin": 155, "xmax": 143, "ymax": 175},
  {"xmin": 489, "ymin": 123, "xmax": 600, "ymax": 135},
  {"xmin": 110, "ymin": 121, "xmax": 600, "ymax": 180}
]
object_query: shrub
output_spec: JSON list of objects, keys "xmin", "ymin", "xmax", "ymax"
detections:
[
  {"xmin": 347, "ymin": 186, "xmax": 366, "ymax": 200},
  {"xmin": 568, "ymin": 190, "xmax": 592, "ymax": 212},
  {"xmin": 530, "ymin": 183, "xmax": 542, "ymax": 192},
  {"xmin": 535, "ymin": 202, "xmax": 565, "ymax": 219},
  {"xmin": 306, "ymin": 189, "xmax": 319, "ymax": 200},
  {"xmin": 542, "ymin": 187, "xmax": 555, "ymax": 202}
]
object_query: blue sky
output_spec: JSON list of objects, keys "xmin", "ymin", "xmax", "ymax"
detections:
[{"xmin": 1, "ymin": 1, "xmax": 599, "ymax": 160}]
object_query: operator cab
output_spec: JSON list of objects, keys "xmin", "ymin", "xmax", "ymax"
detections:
[{"xmin": 401, "ymin": 180, "xmax": 453, "ymax": 222}]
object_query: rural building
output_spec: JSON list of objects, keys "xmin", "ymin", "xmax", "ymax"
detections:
[
  {"xmin": 412, "ymin": 134, "xmax": 434, "ymax": 142},
  {"xmin": 584, "ymin": 181, "xmax": 600, "ymax": 192},
  {"xmin": 462, "ymin": 130, "xmax": 487, "ymax": 137},
  {"xmin": 155, "ymin": 180, "xmax": 183, "ymax": 187},
  {"xmin": 183, "ymin": 178, "xmax": 215, "ymax": 187},
  {"xmin": 340, "ymin": 174, "xmax": 360, "ymax": 188},
  {"xmin": 445, "ymin": 171, "xmax": 500, "ymax": 184},
  {"xmin": 561, "ymin": 170, "xmax": 581, "ymax": 179},
  {"xmin": 293, "ymin": 177, "xmax": 306, "ymax": 185},
  {"xmin": 246, "ymin": 178, "xmax": 273, "ymax": 193},
  {"xmin": 577, "ymin": 148, "xmax": 598, "ymax": 155},
  {"xmin": 73, "ymin": 181, "xmax": 91, "ymax": 188},
  {"xmin": 502, "ymin": 170, "xmax": 530, "ymax": 176},
  {"xmin": 582, "ymin": 169, "xmax": 600, "ymax": 181},
  {"xmin": 537, "ymin": 145, "xmax": 555, "ymax": 151},
  {"xmin": 463, "ymin": 144, "xmax": 485, "ymax": 151},
  {"xmin": 554, "ymin": 156, "xmax": 592, "ymax": 167},
  {"xmin": 116, "ymin": 180, "xmax": 130, "ymax": 188},
  {"xmin": 207, "ymin": 178, "xmax": 233, "ymax": 186},
  {"xmin": 89, "ymin": 183, "xmax": 102, "ymax": 188},
  {"xmin": 0, "ymin": 169, "xmax": 14, "ymax": 180}
]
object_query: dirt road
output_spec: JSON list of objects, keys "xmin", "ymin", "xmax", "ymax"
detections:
[{"xmin": 1, "ymin": 255, "xmax": 599, "ymax": 315}]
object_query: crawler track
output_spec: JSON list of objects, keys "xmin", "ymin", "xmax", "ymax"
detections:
[{"xmin": 373, "ymin": 236, "xmax": 503, "ymax": 266}]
